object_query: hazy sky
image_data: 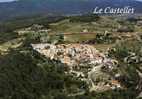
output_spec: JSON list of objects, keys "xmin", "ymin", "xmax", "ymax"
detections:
[
  {"xmin": 0, "ymin": 0, "xmax": 16, "ymax": 2},
  {"xmin": 0, "ymin": 0, "xmax": 142, "ymax": 2}
]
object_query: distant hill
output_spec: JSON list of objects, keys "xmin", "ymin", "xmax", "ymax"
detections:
[{"xmin": 0, "ymin": 0, "xmax": 142, "ymax": 20}]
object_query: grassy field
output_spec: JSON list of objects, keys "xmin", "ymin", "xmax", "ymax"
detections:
[
  {"xmin": 64, "ymin": 33, "xmax": 96, "ymax": 42},
  {"xmin": 1, "ymin": 16, "xmax": 142, "ymax": 54},
  {"xmin": 0, "ymin": 37, "xmax": 24, "ymax": 55},
  {"xmin": 49, "ymin": 17, "xmax": 119, "ymax": 34}
]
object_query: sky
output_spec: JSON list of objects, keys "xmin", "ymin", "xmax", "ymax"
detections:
[
  {"xmin": 0, "ymin": 0, "xmax": 142, "ymax": 2},
  {"xmin": 0, "ymin": 0, "xmax": 17, "ymax": 2}
]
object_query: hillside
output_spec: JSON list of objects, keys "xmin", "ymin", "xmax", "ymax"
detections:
[
  {"xmin": 0, "ymin": 14, "xmax": 142, "ymax": 99},
  {"xmin": 0, "ymin": 0, "xmax": 142, "ymax": 20}
]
